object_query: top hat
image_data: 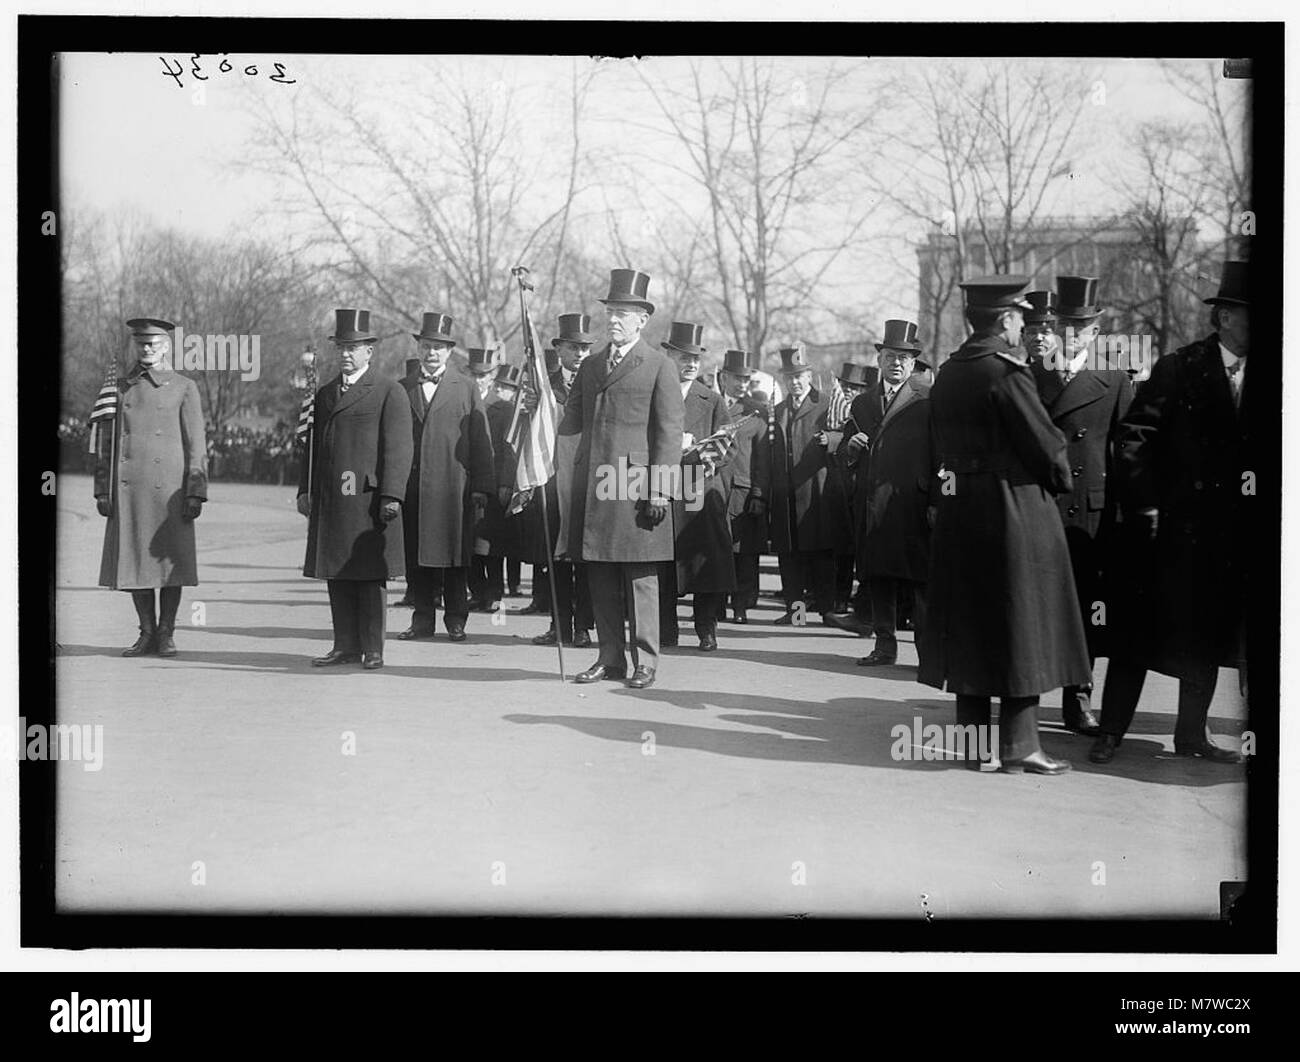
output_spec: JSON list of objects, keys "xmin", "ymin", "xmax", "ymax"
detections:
[
  {"xmin": 875, "ymin": 319, "xmax": 923, "ymax": 353},
  {"xmin": 721, "ymin": 348, "xmax": 758, "ymax": 376},
  {"xmin": 662, "ymin": 321, "xmax": 707, "ymax": 356},
  {"xmin": 329, "ymin": 308, "xmax": 377, "ymax": 343},
  {"xmin": 1055, "ymin": 276, "xmax": 1103, "ymax": 321},
  {"xmin": 126, "ymin": 317, "xmax": 175, "ymax": 336},
  {"xmin": 778, "ymin": 345, "xmax": 812, "ymax": 375},
  {"xmin": 494, "ymin": 363, "xmax": 524, "ymax": 389},
  {"xmin": 465, "ymin": 346, "xmax": 499, "ymax": 375},
  {"xmin": 960, "ymin": 275, "xmax": 1034, "ymax": 310},
  {"xmin": 1023, "ymin": 290, "xmax": 1058, "ymax": 326},
  {"xmin": 838, "ymin": 362, "xmax": 877, "ymax": 388},
  {"xmin": 598, "ymin": 268, "xmax": 655, "ymax": 314},
  {"xmin": 1203, "ymin": 260, "xmax": 1250, "ymax": 307},
  {"xmin": 413, "ymin": 311, "xmax": 455, "ymax": 344},
  {"xmin": 553, "ymin": 312, "xmax": 594, "ymax": 346}
]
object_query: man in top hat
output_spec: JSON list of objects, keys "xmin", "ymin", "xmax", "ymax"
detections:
[
  {"xmin": 834, "ymin": 322, "xmax": 937, "ymax": 668},
  {"xmin": 530, "ymin": 313, "xmax": 595, "ymax": 646},
  {"xmin": 471, "ymin": 362, "xmax": 526, "ymax": 614},
  {"xmin": 559, "ymin": 269, "xmax": 684, "ymax": 689},
  {"xmin": 396, "ymin": 313, "xmax": 493, "ymax": 643},
  {"xmin": 657, "ymin": 322, "xmax": 736, "ymax": 652},
  {"xmin": 824, "ymin": 361, "xmax": 878, "ymax": 625},
  {"xmin": 466, "ymin": 345, "xmax": 505, "ymax": 611},
  {"xmin": 919, "ymin": 276, "xmax": 1091, "ymax": 774},
  {"xmin": 297, "ymin": 308, "xmax": 413, "ymax": 669},
  {"xmin": 716, "ymin": 348, "xmax": 772, "ymax": 624},
  {"xmin": 769, "ymin": 343, "xmax": 841, "ymax": 625},
  {"xmin": 1089, "ymin": 261, "xmax": 1251, "ymax": 765},
  {"xmin": 95, "ymin": 317, "xmax": 209, "ymax": 657},
  {"xmin": 1024, "ymin": 279, "xmax": 1134, "ymax": 734}
]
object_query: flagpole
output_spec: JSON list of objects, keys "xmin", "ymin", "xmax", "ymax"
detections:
[{"xmin": 512, "ymin": 265, "xmax": 566, "ymax": 682}]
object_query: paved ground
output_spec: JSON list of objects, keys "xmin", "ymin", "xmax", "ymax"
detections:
[{"xmin": 52, "ymin": 475, "xmax": 1247, "ymax": 917}]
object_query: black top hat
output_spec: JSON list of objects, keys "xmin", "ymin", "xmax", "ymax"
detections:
[
  {"xmin": 465, "ymin": 347, "xmax": 499, "ymax": 375},
  {"xmin": 838, "ymin": 362, "xmax": 876, "ymax": 388},
  {"xmin": 413, "ymin": 311, "xmax": 455, "ymax": 344},
  {"xmin": 494, "ymin": 363, "xmax": 524, "ymax": 389},
  {"xmin": 553, "ymin": 312, "xmax": 594, "ymax": 346},
  {"xmin": 721, "ymin": 349, "xmax": 757, "ymax": 376},
  {"xmin": 1055, "ymin": 276, "xmax": 1103, "ymax": 321},
  {"xmin": 1023, "ymin": 290, "xmax": 1058, "ymax": 325},
  {"xmin": 126, "ymin": 316, "xmax": 175, "ymax": 336},
  {"xmin": 960, "ymin": 275, "xmax": 1034, "ymax": 310},
  {"xmin": 598, "ymin": 268, "xmax": 655, "ymax": 314},
  {"xmin": 875, "ymin": 319, "xmax": 923, "ymax": 353},
  {"xmin": 1203, "ymin": 260, "xmax": 1250, "ymax": 307},
  {"xmin": 662, "ymin": 321, "xmax": 707, "ymax": 356},
  {"xmin": 778, "ymin": 345, "xmax": 812, "ymax": 374},
  {"xmin": 329, "ymin": 308, "xmax": 377, "ymax": 343}
]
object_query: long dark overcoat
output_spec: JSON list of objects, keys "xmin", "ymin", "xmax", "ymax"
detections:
[
  {"xmin": 400, "ymin": 369, "xmax": 494, "ymax": 570},
  {"xmin": 918, "ymin": 333, "xmax": 1092, "ymax": 697},
  {"xmin": 557, "ymin": 339, "xmax": 684, "ymax": 564},
  {"xmin": 96, "ymin": 363, "xmax": 208, "ymax": 589},
  {"xmin": 769, "ymin": 388, "xmax": 837, "ymax": 554},
  {"xmin": 674, "ymin": 380, "xmax": 736, "ymax": 592},
  {"xmin": 1110, "ymin": 333, "xmax": 1247, "ymax": 677},
  {"xmin": 718, "ymin": 395, "xmax": 771, "ymax": 555},
  {"xmin": 1030, "ymin": 359, "xmax": 1133, "ymax": 659},
  {"xmin": 842, "ymin": 375, "xmax": 935, "ymax": 584},
  {"xmin": 478, "ymin": 395, "xmax": 524, "ymax": 558},
  {"xmin": 301, "ymin": 366, "xmax": 413, "ymax": 581}
]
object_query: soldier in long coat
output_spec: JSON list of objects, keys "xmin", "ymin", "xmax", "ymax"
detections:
[
  {"xmin": 919, "ymin": 276, "xmax": 1092, "ymax": 775},
  {"xmin": 656, "ymin": 322, "xmax": 736, "ymax": 652},
  {"xmin": 397, "ymin": 316, "xmax": 494, "ymax": 642},
  {"xmin": 1089, "ymin": 262, "xmax": 1251, "ymax": 765},
  {"xmin": 839, "ymin": 321, "xmax": 936, "ymax": 668},
  {"xmin": 1025, "ymin": 279, "xmax": 1134, "ymax": 734},
  {"xmin": 298, "ymin": 308, "xmax": 413, "ymax": 669},
  {"xmin": 95, "ymin": 317, "xmax": 208, "ymax": 657},
  {"xmin": 769, "ymin": 345, "xmax": 839, "ymax": 624},
  {"xmin": 716, "ymin": 348, "xmax": 770, "ymax": 624},
  {"xmin": 559, "ymin": 269, "xmax": 684, "ymax": 690}
]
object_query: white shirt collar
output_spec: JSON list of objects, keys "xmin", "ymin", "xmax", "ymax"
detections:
[
  {"xmin": 342, "ymin": 366, "xmax": 366, "ymax": 386},
  {"xmin": 1220, "ymin": 339, "xmax": 1242, "ymax": 365}
]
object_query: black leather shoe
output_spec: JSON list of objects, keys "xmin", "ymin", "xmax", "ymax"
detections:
[
  {"xmin": 732, "ymin": 609, "xmax": 748, "ymax": 625},
  {"xmin": 396, "ymin": 625, "xmax": 437, "ymax": 641},
  {"xmin": 361, "ymin": 652, "xmax": 384, "ymax": 670},
  {"xmin": 856, "ymin": 649, "xmax": 897, "ymax": 667},
  {"xmin": 824, "ymin": 612, "xmax": 873, "ymax": 636},
  {"xmin": 1000, "ymin": 750, "xmax": 1072, "ymax": 775},
  {"xmin": 312, "ymin": 649, "xmax": 360, "ymax": 667},
  {"xmin": 573, "ymin": 629, "xmax": 593, "ymax": 649},
  {"xmin": 517, "ymin": 602, "xmax": 545, "ymax": 615},
  {"xmin": 532, "ymin": 629, "xmax": 559, "ymax": 646},
  {"xmin": 1173, "ymin": 740, "xmax": 1243, "ymax": 764},
  {"xmin": 1064, "ymin": 708, "xmax": 1101, "ymax": 735},
  {"xmin": 626, "ymin": 665, "xmax": 656, "ymax": 689},
  {"xmin": 446, "ymin": 627, "xmax": 468, "ymax": 643},
  {"xmin": 1089, "ymin": 734, "xmax": 1120, "ymax": 763},
  {"xmin": 574, "ymin": 662, "xmax": 626, "ymax": 684},
  {"xmin": 155, "ymin": 629, "xmax": 177, "ymax": 657},
  {"xmin": 698, "ymin": 631, "xmax": 717, "ymax": 652},
  {"xmin": 773, "ymin": 611, "xmax": 795, "ymax": 626},
  {"xmin": 121, "ymin": 631, "xmax": 157, "ymax": 657}
]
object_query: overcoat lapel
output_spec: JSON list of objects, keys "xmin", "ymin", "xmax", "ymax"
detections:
[
  {"xmin": 330, "ymin": 366, "xmax": 375, "ymax": 418},
  {"xmin": 1050, "ymin": 370, "xmax": 1107, "ymax": 419},
  {"xmin": 877, "ymin": 381, "xmax": 919, "ymax": 435},
  {"xmin": 598, "ymin": 339, "xmax": 645, "ymax": 393}
]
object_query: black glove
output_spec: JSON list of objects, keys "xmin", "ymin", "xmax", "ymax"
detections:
[
  {"xmin": 182, "ymin": 497, "xmax": 204, "ymax": 521},
  {"xmin": 95, "ymin": 496, "xmax": 112, "ymax": 518},
  {"xmin": 744, "ymin": 495, "xmax": 766, "ymax": 517},
  {"xmin": 643, "ymin": 498, "xmax": 668, "ymax": 525},
  {"xmin": 379, "ymin": 498, "xmax": 402, "ymax": 524},
  {"xmin": 471, "ymin": 492, "xmax": 488, "ymax": 518}
]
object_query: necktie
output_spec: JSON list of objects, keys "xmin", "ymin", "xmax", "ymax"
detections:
[
  {"xmin": 1226, "ymin": 358, "xmax": 1245, "ymax": 409},
  {"xmin": 340, "ymin": 379, "xmax": 349, "ymax": 394},
  {"xmin": 881, "ymin": 387, "xmax": 892, "ymax": 415}
]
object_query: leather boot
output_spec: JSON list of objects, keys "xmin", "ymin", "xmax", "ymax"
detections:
[
  {"xmin": 122, "ymin": 590, "xmax": 157, "ymax": 656},
  {"xmin": 155, "ymin": 586, "xmax": 181, "ymax": 657}
]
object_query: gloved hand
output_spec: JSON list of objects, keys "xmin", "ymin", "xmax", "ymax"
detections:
[
  {"xmin": 379, "ymin": 498, "xmax": 401, "ymax": 524},
  {"xmin": 296, "ymin": 493, "xmax": 312, "ymax": 518},
  {"xmin": 520, "ymin": 387, "xmax": 539, "ymax": 414},
  {"xmin": 497, "ymin": 486, "xmax": 512, "ymax": 508},
  {"xmin": 643, "ymin": 498, "xmax": 668, "ymax": 525},
  {"xmin": 471, "ymin": 492, "xmax": 488, "ymax": 518},
  {"xmin": 847, "ymin": 432, "xmax": 870, "ymax": 457},
  {"xmin": 1134, "ymin": 507, "xmax": 1159, "ymax": 540},
  {"xmin": 182, "ymin": 497, "xmax": 204, "ymax": 521},
  {"xmin": 744, "ymin": 494, "xmax": 766, "ymax": 517},
  {"xmin": 95, "ymin": 496, "xmax": 112, "ymax": 518}
]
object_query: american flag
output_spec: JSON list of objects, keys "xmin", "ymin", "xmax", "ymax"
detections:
[
  {"xmin": 507, "ymin": 310, "xmax": 557, "ymax": 515},
  {"xmin": 826, "ymin": 376, "xmax": 853, "ymax": 430},
  {"xmin": 86, "ymin": 351, "xmax": 119, "ymax": 454},
  {"xmin": 296, "ymin": 356, "xmax": 317, "ymax": 444}
]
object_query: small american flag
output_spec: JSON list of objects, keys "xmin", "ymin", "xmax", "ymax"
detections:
[
  {"xmin": 86, "ymin": 352, "xmax": 119, "ymax": 453},
  {"xmin": 507, "ymin": 310, "xmax": 557, "ymax": 515},
  {"xmin": 296, "ymin": 357, "xmax": 317, "ymax": 444},
  {"xmin": 826, "ymin": 377, "xmax": 853, "ymax": 430}
]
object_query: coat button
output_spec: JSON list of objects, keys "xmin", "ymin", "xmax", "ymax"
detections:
[
  {"xmin": 154, "ymin": 457, "xmax": 161, "ymax": 463},
  {"xmin": 1194, "ymin": 480, "xmax": 1203, "ymax": 490},
  {"xmin": 1071, "ymin": 467, "xmax": 1082, "ymax": 477},
  {"xmin": 1067, "ymin": 505, "xmax": 1079, "ymax": 517},
  {"xmin": 1074, "ymin": 428, "xmax": 1087, "ymax": 438},
  {"xmin": 155, "ymin": 429, "xmax": 162, "ymax": 436}
]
